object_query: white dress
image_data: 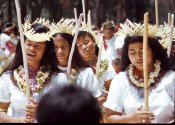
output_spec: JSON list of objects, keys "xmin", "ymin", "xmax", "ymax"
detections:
[
  {"xmin": 97, "ymin": 61, "xmax": 116, "ymax": 96},
  {"xmin": 57, "ymin": 66, "xmax": 102, "ymax": 97},
  {"xmin": 0, "ymin": 71, "xmax": 67, "ymax": 117},
  {"xmin": 103, "ymin": 71, "xmax": 174, "ymax": 123}
]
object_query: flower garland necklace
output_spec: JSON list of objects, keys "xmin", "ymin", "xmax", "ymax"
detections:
[
  {"xmin": 97, "ymin": 59, "xmax": 109, "ymax": 78},
  {"xmin": 127, "ymin": 60, "xmax": 161, "ymax": 87},
  {"xmin": 13, "ymin": 65, "xmax": 50, "ymax": 96}
]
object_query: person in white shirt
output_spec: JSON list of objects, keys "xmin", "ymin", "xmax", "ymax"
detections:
[
  {"xmin": 103, "ymin": 35, "xmax": 174, "ymax": 123},
  {"xmin": 0, "ymin": 19, "xmax": 67, "ymax": 123},
  {"xmin": 53, "ymin": 32, "xmax": 101, "ymax": 98},
  {"xmin": 100, "ymin": 21, "xmax": 123, "ymax": 63},
  {"xmin": 76, "ymin": 31, "xmax": 116, "ymax": 102}
]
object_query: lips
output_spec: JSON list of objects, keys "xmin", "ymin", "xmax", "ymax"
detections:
[
  {"xmin": 57, "ymin": 55, "xmax": 65, "ymax": 59},
  {"xmin": 27, "ymin": 53, "xmax": 36, "ymax": 59},
  {"xmin": 82, "ymin": 50, "xmax": 89, "ymax": 55},
  {"xmin": 136, "ymin": 61, "xmax": 143, "ymax": 65}
]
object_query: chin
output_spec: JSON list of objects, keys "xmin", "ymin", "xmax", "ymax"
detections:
[
  {"xmin": 135, "ymin": 66, "xmax": 143, "ymax": 72},
  {"xmin": 137, "ymin": 68, "xmax": 143, "ymax": 72}
]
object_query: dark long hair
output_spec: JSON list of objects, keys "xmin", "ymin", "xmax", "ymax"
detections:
[
  {"xmin": 121, "ymin": 35, "xmax": 173, "ymax": 71},
  {"xmin": 53, "ymin": 33, "xmax": 89, "ymax": 71},
  {"xmin": 1, "ymin": 23, "xmax": 60, "ymax": 76}
]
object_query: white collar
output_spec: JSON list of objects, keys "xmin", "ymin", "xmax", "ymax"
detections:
[{"xmin": 57, "ymin": 65, "xmax": 67, "ymax": 72}]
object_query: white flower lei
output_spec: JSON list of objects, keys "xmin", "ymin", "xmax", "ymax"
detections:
[
  {"xmin": 13, "ymin": 65, "xmax": 50, "ymax": 95},
  {"xmin": 128, "ymin": 60, "xmax": 161, "ymax": 87}
]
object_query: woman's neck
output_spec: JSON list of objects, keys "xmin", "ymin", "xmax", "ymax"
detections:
[
  {"xmin": 135, "ymin": 63, "xmax": 154, "ymax": 79},
  {"xmin": 58, "ymin": 61, "xmax": 68, "ymax": 67},
  {"xmin": 87, "ymin": 56, "xmax": 97, "ymax": 65}
]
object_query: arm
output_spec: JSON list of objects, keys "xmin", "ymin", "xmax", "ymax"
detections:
[
  {"xmin": 0, "ymin": 74, "xmax": 33, "ymax": 123},
  {"xmin": 104, "ymin": 79, "xmax": 112, "ymax": 91},
  {"xmin": 0, "ymin": 102, "xmax": 26, "ymax": 123},
  {"xmin": 97, "ymin": 96, "xmax": 106, "ymax": 105},
  {"xmin": 105, "ymin": 106, "xmax": 155, "ymax": 123}
]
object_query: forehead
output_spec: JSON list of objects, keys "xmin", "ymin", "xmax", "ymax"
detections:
[
  {"xmin": 77, "ymin": 35, "xmax": 92, "ymax": 42},
  {"xmin": 128, "ymin": 42, "xmax": 143, "ymax": 50},
  {"xmin": 54, "ymin": 35, "xmax": 69, "ymax": 45},
  {"xmin": 128, "ymin": 41, "xmax": 152, "ymax": 51},
  {"xmin": 25, "ymin": 39, "xmax": 45, "ymax": 46}
]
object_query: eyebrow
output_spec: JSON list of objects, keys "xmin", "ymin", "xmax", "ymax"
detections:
[
  {"xmin": 55, "ymin": 43, "xmax": 68, "ymax": 47},
  {"xmin": 128, "ymin": 48, "xmax": 143, "ymax": 51},
  {"xmin": 36, "ymin": 43, "xmax": 45, "ymax": 47}
]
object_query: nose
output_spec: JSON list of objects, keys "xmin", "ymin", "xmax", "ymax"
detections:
[
  {"xmin": 57, "ymin": 48, "xmax": 63, "ymax": 54},
  {"xmin": 82, "ymin": 44, "xmax": 86, "ymax": 50},
  {"xmin": 29, "ymin": 45, "xmax": 34, "ymax": 51},
  {"xmin": 136, "ymin": 52, "xmax": 142, "ymax": 60}
]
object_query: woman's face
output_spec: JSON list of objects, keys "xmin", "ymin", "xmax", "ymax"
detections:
[
  {"xmin": 53, "ymin": 34, "xmax": 70, "ymax": 66},
  {"xmin": 128, "ymin": 42, "xmax": 154, "ymax": 72},
  {"xmin": 77, "ymin": 35, "xmax": 96, "ymax": 62},
  {"xmin": 25, "ymin": 39, "xmax": 46, "ymax": 67}
]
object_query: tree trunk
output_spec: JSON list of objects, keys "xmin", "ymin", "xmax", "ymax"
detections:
[
  {"xmin": 20, "ymin": 0, "xmax": 27, "ymax": 23},
  {"xmin": 95, "ymin": 0, "xmax": 106, "ymax": 28},
  {"xmin": 117, "ymin": 0, "xmax": 126, "ymax": 24},
  {"xmin": 30, "ymin": 0, "xmax": 42, "ymax": 21},
  {"xmin": 49, "ymin": 1, "xmax": 62, "ymax": 22},
  {"xmin": 8, "ymin": 0, "xmax": 12, "ymax": 22}
]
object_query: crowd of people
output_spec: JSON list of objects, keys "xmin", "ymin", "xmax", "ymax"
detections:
[{"xmin": 0, "ymin": 8, "xmax": 174, "ymax": 123}]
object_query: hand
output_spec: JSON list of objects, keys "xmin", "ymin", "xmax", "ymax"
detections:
[
  {"xmin": 14, "ymin": 117, "xmax": 34, "ymax": 123},
  {"xmin": 130, "ymin": 105, "xmax": 155, "ymax": 123},
  {"xmin": 25, "ymin": 99, "xmax": 38, "ymax": 119},
  {"xmin": 98, "ymin": 97, "xmax": 107, "ymax": 105}
]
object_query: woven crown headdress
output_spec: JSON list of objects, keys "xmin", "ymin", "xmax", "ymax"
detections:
[
  {"xmin": 22, "ymin": 16, "xmax": 55, "ymax": 42},
  {"xmin": 78, "ymin": 10, "xmax": 102, "ymax": 45},
  {"xmin": 116, "ymin": 19, "xmax": 175, "ymax": 49},
  {"xmin": 156, "ymin": 25, "xmax": 175, "ymax": 48},
  {"xmin": 51, "ymin": 18, "xmax": 75, "ymax": 35}
]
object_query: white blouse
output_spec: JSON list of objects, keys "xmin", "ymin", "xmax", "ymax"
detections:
[
  {"xmin": 0, "ymin": 71, "xmax": 68, "ymax": 117},
  {"xmin": 97, "ymin": 62, "xmax": 116, "ymax": 96},
  {"xmin": 57, "ymin": 66, "xmax": 102, "ymax": 97},
  {"xmin": 103, "ymin": 71, "xmax": 174, "ymax": 123}
]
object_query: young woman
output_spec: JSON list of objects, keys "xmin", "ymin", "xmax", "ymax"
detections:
[
  {"xmin": 0, "ymin": 20, "xmax": 67, "ymax": 123},
  {"xmin": 53, "ymin": 32, "xmax": 101, "ymax": 98},
  {"xmin": 76, "ymin": 31, "xmax": 116, "ymax": 98},
  {"xmin": 103, "ymin": 35, "xmax": 174, "ymax": 123}
]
